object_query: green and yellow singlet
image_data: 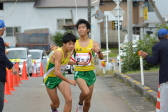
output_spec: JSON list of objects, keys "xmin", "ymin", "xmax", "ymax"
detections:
[
  {"xmin": 74, "ymin": 39, "xmax": 95, "ymax": 71},
  {"xmin": 43, "ymin": 48, "xmax": 70, "ymax": 83}
]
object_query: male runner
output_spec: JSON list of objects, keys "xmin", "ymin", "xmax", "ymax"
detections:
[
  {"xmin": 44, "ymin": 33, "xmax": 86, "ymax": 112},
  {"xmin": 74, "ymin": 19, "xmax": 104, "ymax": 112}
]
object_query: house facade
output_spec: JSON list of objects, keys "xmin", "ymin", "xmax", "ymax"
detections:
[
  {"xmin": 100, "ymin": 0, "xmax": 168, "ymax": 47},
  {"xmin": 0, "ymin": 0, "xmax": 101, "ymax": 47}
]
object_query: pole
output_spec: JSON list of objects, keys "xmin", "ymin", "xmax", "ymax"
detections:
[
  {"xmin": 117, "ymin": 0, "xmax": 121, "ymax": 73},
  {"xmin": 88, "ymin": 0, "xmax": 91, "ymax": 38},
  {"xmin": 140, "ymin": 56, "xmax": 144, "ymax": 85},
  {"xmin": 88, "ymin": 0, "xmax": 91, "ymax": 25},
  {"xmin": 105, "ymin": 15, "xmax": 109, "ymax": 64},
  {"xmin": 127, "ymin": 0, "xmax": 133, "ymax": 42}
]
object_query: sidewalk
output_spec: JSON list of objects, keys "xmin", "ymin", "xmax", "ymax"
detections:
[
  {"xmin": 102, "ymin": 57, "xmax": 159, "ymax": 105},
  {"xmin": 114, "ymin": 72, "xmax": 158, "ymax": 105}
]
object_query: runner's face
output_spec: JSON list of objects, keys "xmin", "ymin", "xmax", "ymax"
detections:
[
  {"xmin": 64, "ymin": 41, "xmax": 75, "ymax": 52},
  {"xmin": 77, "ymin": 24, "xmax": 89, "ymax": 36}
]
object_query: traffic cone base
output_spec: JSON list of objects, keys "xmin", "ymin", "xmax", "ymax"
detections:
[
  {"xmin": 10, "ymin": 88, "xmax": 17, "ymax": 91},
  {"xmin": 4, "ymin": 99, "xmax": 8, "ymax": 103}
]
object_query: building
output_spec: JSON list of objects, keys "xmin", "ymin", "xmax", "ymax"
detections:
[
  {"xmin": 100, "ymin": 0, "xmax": 168, "ymax": 47},
  {"xmin": 0, "ymin": 0, "xmax": 101, "ymax": 48}
]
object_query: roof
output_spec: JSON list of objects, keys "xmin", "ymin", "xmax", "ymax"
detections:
[{"xmin": 34, "ymin": 0, "xmax": 100, "ymax": 8}]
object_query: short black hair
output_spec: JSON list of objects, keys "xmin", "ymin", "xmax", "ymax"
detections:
[
  {"xmin": 158, "ymin": 34, "xmax": 167, "ymax": 40},
  {"xmin": 62, "ymin": 32, "xmax": 77, "ymax": 43},
  {"xmin": 76, "ymin": 19, "xmax": 91, "ymax": 31}
]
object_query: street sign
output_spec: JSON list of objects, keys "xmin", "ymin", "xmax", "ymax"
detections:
[
  {"xmin": 143, "ymin": 7, "xmax": 148, "ymax": 20},
  {"xmin": 95, "ymin": 10, "xmax": 104, "ymax": 20},
  {"xmin": 113, "ymin": 0, "xmax": 122, "ymax": 4},
  {"xmin": 111, "ymin": 6, "xmax": 125, "ymax": 18}
]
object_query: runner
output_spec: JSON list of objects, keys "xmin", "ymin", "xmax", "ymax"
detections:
[
  {"xmin": 44, "ymin": 32, "xmax": 86, "ymax": 112},
  {"xmin": 73, "ymin": 19, "xmax": 104, "ymax": 112}
]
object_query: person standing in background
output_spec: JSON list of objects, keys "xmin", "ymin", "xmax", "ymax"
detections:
[{"xmin": 0, "ymin": 19, "xmax": 18, "ymax": 112}]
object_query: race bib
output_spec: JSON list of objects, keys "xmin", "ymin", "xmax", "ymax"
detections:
[
  {"xmin": 75, "ymin": 53, "xmax": 91, "ymax": 66},
  {"xmin": 60, "ymin": 64, "xmax": 67, "ymax": 73}
]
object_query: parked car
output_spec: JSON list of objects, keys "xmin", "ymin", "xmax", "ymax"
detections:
[
  {"xmin": 29, "ymin": 49, "xmax": 48, "ymax": 74},
  {"xmin": 6, "ymin": 47, "xmax": 32, "ymax": 76}
]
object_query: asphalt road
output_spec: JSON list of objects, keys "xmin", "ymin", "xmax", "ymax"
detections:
[{"xmin": 3, "ymin": 73, "xmax": 155, "ymax": 112}]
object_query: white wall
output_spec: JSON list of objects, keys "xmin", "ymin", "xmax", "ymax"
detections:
[{"xmin": 1, "ymin": 2, "xmax": 100, "ymax": 46}]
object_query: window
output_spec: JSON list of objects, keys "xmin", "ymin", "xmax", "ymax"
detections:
[
  {"xmin": 144, "ymin": 1, "xmax": 154, "ymax": 12},
  {"xmin": 112, "ymin": 21, "xmax": 122, "ymax": 30},
  {"xmin": 0, "ymin": 3, "xmax": 3, "ymax": 10},
  {"xmin": 57, "ymin": 19, "xmax": 73, "ymax": 30},
  {"xmin": 6, "ymin": 27, "xmax": 21, "ymax": 37}
]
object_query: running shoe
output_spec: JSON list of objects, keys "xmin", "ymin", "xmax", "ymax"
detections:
[{"xmin": 76, "ymin": 104, "xmax": 83, "ymax": 112}]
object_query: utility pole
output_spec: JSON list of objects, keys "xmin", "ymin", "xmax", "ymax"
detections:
[
  {"xmin": 127, "ymin": 0, "xmax": 133, "ymax": 66},
  {"xmin": 148, "ymin": 0, "xmax": 166, "ymax": 25},
  {"xmin": 88, "ymin": 0, "xmax": 91, "ymax": 25},
  {"xmin": 88, "ymin": 0, "xmax": 91, "ymax": 38},
  {"xmin": 127, "ymin": 0, "xmax": 133, "ymax": 42}
]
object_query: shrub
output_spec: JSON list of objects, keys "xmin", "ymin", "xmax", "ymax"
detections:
[{"xmin": 121, "ymin": 35, "xmax": 159, "ymax": 73}]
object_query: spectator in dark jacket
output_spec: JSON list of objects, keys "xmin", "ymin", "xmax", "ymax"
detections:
[
  {"xmin": 0, "ymin": 19, "xmax": 18, "ymax": 112},
  {"xmin": 140, "ymin": 28, "xmax": 168, "ymax": 112}
]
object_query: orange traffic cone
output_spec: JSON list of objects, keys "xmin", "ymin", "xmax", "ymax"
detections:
[
  {"xmin": 21, "ymin": 61, "xmax": 29, "ymax": 80},
  {"xmin": 15, "ymin": 62, "xmax": 22, "ymax": 84},
  {"xmin": 4, "ymin": 69, "xmax": 13, "ymax": 95},
  {"xmin": 39, "ymin": 63, "xmax": 44, "ymax": 77},
  {"xmin": 4, "ymin": 99, "xmax": 8, "ymax": 103},
  {"xmin": 156, "ymin": 85, "xmax": 160, "ymax": 111},
  {"xmin": 13, "ymin": 73, "xmax": 20, "ymax": 87},
  {"xmin": 4, "ymin": 82, "xmax": 13, "ymax": 95},
  {"xmin": 8, "ymin": 70, "xmax": 17, "ymax": 91},
  {"xmin": 32, "ymin": 61, "xmax": 38, "ymax": 77}
]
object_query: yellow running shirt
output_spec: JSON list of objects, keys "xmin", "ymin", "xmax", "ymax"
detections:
[
  {"xmin": 43, "ymin": 48, "xmax": 70, "ymax": 83},
  {"xmin": 74, "ymin": 39, "xmax": 95, "ymax": 71}
]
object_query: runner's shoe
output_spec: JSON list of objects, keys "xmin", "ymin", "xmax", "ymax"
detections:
[
  {"xmin": 52, "ymin": 110, "xmax": 58, "ymax": 112},
  {"xmin": 76, "ymin": 104, "xmax": 83, "ymax": 112}
]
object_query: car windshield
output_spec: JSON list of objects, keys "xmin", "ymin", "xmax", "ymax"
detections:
[
  {"xmin": 6, "ymin": 50, "xmax": 26, "ymax": 59},
  {"xmin": 30, "ymin": 51, "xmax": 41, "ymax": 59}
]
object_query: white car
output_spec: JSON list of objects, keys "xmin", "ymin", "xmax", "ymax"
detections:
[
  {"xmin": 6, "ymin": 47, "xmax": 32, "ymax": 76},
  {"xmin": 29, "ymin": 49, "xmax": 48, "ymax": 74}
]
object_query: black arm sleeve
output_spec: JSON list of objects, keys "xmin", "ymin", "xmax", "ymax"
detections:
[
  {"xmin": 146, "ymin": 44, "xmax": 159, "ymax": 65},
  {"xmin": 0, "ymin": 37, "xmax": 13, "ymax": 69}
]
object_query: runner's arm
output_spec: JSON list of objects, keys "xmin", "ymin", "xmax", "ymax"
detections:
[
  {"xmin": 54, "ymin": 51, "xmax": 71, "ymax": 83},
  {"xmin": 93, "ymin": 41, "xmax": 103, "ymax": 60}
]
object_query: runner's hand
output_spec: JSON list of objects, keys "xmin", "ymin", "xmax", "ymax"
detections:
[
  {"xmin": 69, "ymin": 80, "xmax": 76, "ymax": 86},
  {"xmin": 92, "ymin": 46, "xmax": 100, "ymax": 54},
  {"xmin": 78, "ymin": 61, "xmax": 88, "ymax": 66}
]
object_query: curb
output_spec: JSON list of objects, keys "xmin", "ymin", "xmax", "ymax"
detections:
[{"xmin": 114, "ymin": 72, "xmax": 157, "ymax": 105}]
